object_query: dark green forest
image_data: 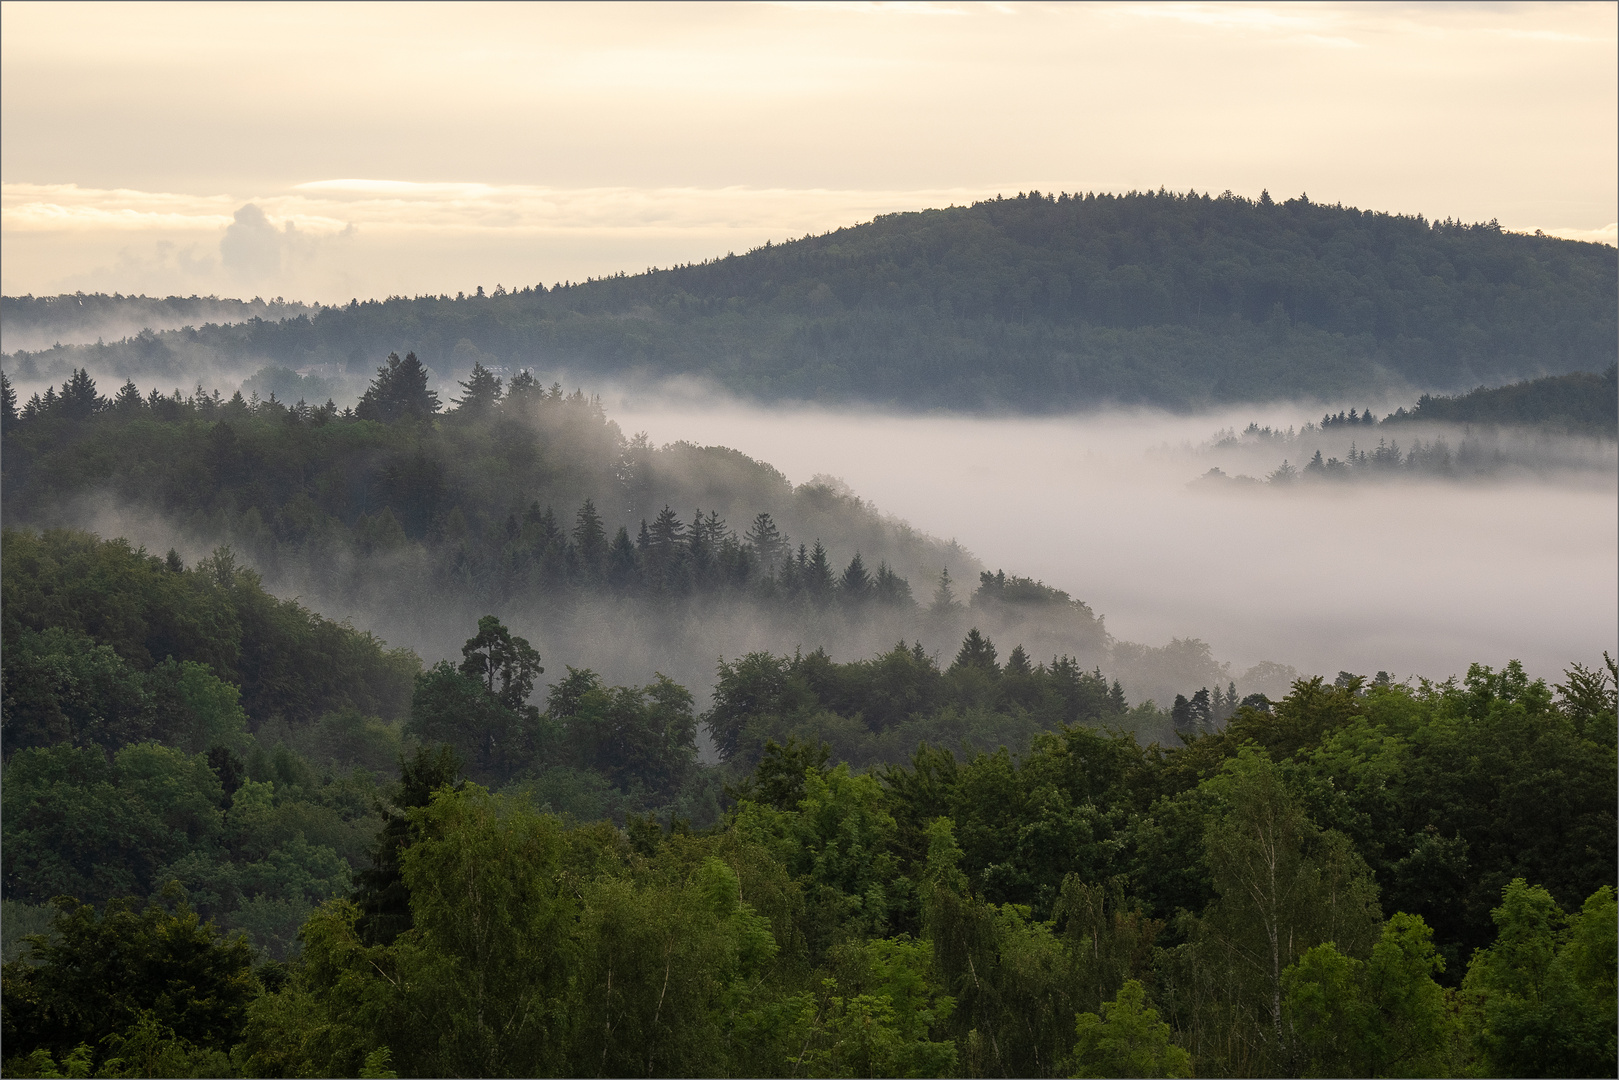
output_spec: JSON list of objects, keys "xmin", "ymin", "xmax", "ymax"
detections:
[
  {"xmin": 1, "ymin": 359, "xmax": 966, "ymax": 613},
  {"xmin": 1, "ymin": 360, "xmax": 1139, "ymax": 704},
  {"xmin": 3, "ymin": 313, "xmax": 1616, "ymax": 1077},
  {"xmin": 4, "ymin": 522, "xmax": 1614, "ymax": 1077},
  {"xmin": 1382, "ymin": 364, "xmax": 1619, "ymax": 435},
  {"xmin": 6, "ymin": 190, "xmax": 1615, "ymax": 409}
]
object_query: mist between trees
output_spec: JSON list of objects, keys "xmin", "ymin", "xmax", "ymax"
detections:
[
  {"xmin": 3, "ymin": 523, "xmax": 1614, "ymax": 1077},
  {"xmin": 0, "ymin": 360, "xmax": 1299, "ymax": 711},
  {"xmin": 3, "ymin": 355, "xmax": 1614, "ymax": 1079},
  {"xmin": 1188, "ymin": 366, "xmax": 1617, "ymax": 489}
]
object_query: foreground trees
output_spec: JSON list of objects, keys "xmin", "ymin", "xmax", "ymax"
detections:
[{"xmin": 3, "ymin": 544, "xmax": 1615, "ymax": 1075}]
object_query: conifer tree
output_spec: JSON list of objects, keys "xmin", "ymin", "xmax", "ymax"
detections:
[
  {"xmin": 1, "ymin": 370, "xmax": 16, "ymax": 432},
  {"xmin": 356, "ymin": 352, "xmax": 440, "ymax": 422},
  {"xmin": 805, "ymin": 541, "xmax": 836, "ymax": 603},
  {"xmin": 952, "ymin": 628, "xmax": 999, "ymax": 673},
  {"xmin": 874, "ymin": 562, "xmax": 913, "ymax": 607},
  {"xmin": 839, "ymin": 552, "xmax": 873, "ymax": 603},
  {"xmin": 572, "ymin": 500, "xmax": 607, "ymax": 577},
  {"xmin": 744, "ymin": 512, "xmax": 785, "ymax": 574},
  {"xmin": 58, "ymin": 368, "xmax": 103, "ymax": 420},
  {"xmin": 453, "ymin": 362, "xmax": 503, "ymax": 415}
]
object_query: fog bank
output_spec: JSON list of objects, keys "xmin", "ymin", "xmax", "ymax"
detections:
[{"xmin": 605, "ymin": 398, "xmax": 1618, "ymax": 685}]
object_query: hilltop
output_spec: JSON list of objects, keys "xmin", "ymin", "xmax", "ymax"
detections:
[{"xmin": 5, "ymin": 190, "xmax": 1614, "ymax": 410}]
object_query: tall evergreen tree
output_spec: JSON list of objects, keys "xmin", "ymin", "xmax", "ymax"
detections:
[
  {"xmin": 839, "ymin": 552, "xmax": 873, "ymax": 603},
  {"xmin": 572, "ymin": 500, "xmax": 607, "ymax": 578},
  {"xmin": 607, "ymin": 526, "xmax": 639, "ymax": 591},
  {"xmin": 874, "ymin": 561, "xmax": 914, "ymax": 607},
  {"xmin": 453, "ymin": 362, "xmax": 503, "ymax": 415},
  {"xmin": 1, "ymin": 370, "xmax": 16, "ymax": 432},
  {"xmin": 804, "ymin": 541, "xmax": 836, "ymax": 603},
  {"xmin": 952, "ymin": 628, "xmax": 999, "ymax": 673},
  {"xmin": 744, "ymin": 512, "xmax": 785, "ymax": 574},
  {"xmin": 356, "ymin": 351, "xmax": 440, "ymax": 422},
  {"xmin": 58, "ymin": 368, "xmax": 103, "ymax": 420}
]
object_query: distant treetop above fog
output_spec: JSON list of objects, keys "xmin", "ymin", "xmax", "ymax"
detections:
[
  {"xmin": 0, "ymin": 292, "xmax": 322, "ymax": 354},
  {"xmin": 5, "ymin": 189, "xmax": 1615, "ymax": 410}
]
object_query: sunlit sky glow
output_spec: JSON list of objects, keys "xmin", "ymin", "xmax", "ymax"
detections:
[{"xmin": 2, "ymin": 0, "xmax": 1615, "ymax": 301}]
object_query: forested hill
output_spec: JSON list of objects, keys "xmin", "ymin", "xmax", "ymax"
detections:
[
  {"xmin": 6, "ymin": 190, "xmax": 1615, "ymax": 409},
  {"xmin": 1384, "ymin": 364, "xmax": 1619, "ymax": 434}
]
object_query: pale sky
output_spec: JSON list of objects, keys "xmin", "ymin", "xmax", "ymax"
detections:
[{"xmin": 3, "ymin": 0, "xmax": 1615, "ymax": 302}]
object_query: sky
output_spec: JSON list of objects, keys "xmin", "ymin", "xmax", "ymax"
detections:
[{"xmin": 2, "ymin": 0, "xmax": 1615, "ymax": 302}]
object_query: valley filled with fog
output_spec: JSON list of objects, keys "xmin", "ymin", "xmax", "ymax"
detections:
[{"xmin": 608, "ymin": 395, "xmax": 1618, "ymax": 685}]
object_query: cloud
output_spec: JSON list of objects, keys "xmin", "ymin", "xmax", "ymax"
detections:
[
  {"xmin": 1540, "ymin": 222, "xmax": 1619, "ymax": 247},
  {"xmin": 6, "ymin": 179, "xmax": 1031, "ymax": 242},
  {"xmin": 220, "ymin": 204, "xmax": 285, "ymax": 280}
]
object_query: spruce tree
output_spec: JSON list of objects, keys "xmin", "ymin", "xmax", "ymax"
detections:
[
  {"xmin": 931, "ymin": 568, "xmax": 960, "ymax": 615},
  {"xmin": 58, "ymin": 368, "xmax": 102, "ymax": 420},
  {"xmin": 952, "ymin": 628, "xmax": 999, "ymax": 673},
  {"xmin": 356, "ymin": 351, "xmax": 441, "ymax": 422},
  {"xmin": 1, "ymin": 370, "xmax": 16, "ymax": 432},
  {"xmin": 805, "ymin": 541, "xmax": 835, "ymax": 603},
  {"xmin": 874, "ymin": 562, "xmax": 913, "ymax": 607},
  {"xmin": 745, "ymin": 512, "xmax": 785, "ymax": 574},
  {"xmin": 572, "ymin": 500, "xmax": 607, "ymax": 578},
  {"xmin": 839, "ymin": 552, "xmax": 873, "ymax": 603},
  {"xmin": 453, "ymin": 361, "xmax": 503, "ymax": 415}
]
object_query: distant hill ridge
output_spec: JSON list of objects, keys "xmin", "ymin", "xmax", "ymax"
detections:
[
  {"xmin": 4, "ymin": 189, "xmax": 1615, "ymax": 409},
  {"xmin": 1384, "ymin": 366, "xmax": 1618, "ymax": 435}
]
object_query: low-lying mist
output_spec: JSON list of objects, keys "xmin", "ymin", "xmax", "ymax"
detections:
[{"xmin": 604, "ymin": 396, "xmax": 1618, "ymax": 687}]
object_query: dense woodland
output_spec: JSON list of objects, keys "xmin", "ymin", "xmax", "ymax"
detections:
[
  {"xmin": 1382, "ymin": 365, "xmax": 1619, "ymax": 435},
  {"xmin": 3, "ymin": 522, "xmax": 1614, "ymax": 1076},
  {"xmin": 1, "ymin": 358, "xmax": 967, "ymax": 611},
  {"xmin": 2, "ymin": 359, "xmax": 1176, "ymax": 706},
  {"xmin": 6, "ymin": 190, "xmax": 1616, "ymax": 409},
  {"xmin": 2, "ymin": 216, "xmax": 1616, "ymax": 1075}
]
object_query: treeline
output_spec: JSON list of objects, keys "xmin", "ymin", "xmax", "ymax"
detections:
[
  {"xmin": 1, "ymin": 364, "xmax": 1114, "ymax": 678},
  {"xmin": 1198, "ymin": 367, "xmax": 1619, "ymax": 487},
  {"xmin": 0, "ymin": 293, "xmax": 321, "ymax": 355},
  {"xmin": 0, "ymin": 528, "xmax": 1140, "ymax": 964},
  {"xmin": 7, "ymin": 190, "xmax": 1615, "ymax": 408},
  {"xmin": 2, "ymin": 529, "xmax": 421, "ymax": 959},
  {"xmin": 5, "ymin": 626, "xmax": 1614, "ymax": 1076},
  {"xmin": 1384, "ymin": 364, "xmax": 1619, "ymax": 435}
]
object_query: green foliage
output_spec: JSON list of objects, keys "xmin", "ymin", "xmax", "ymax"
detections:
[
  {"xmin": 1284, "ymin": 913, "xmax": 1454, "ymax": 1077},
  {"xmin": 1, "ymin": 528, "xmax": 418, "ymax": 734},
  {"xmin": 792, "ymin": 937, "xmax": 957, "ymax": 1078},
  {"xmin": 1463, "ymin": 879, "xmax": 1618, "ymax": 1078},
  {"xmin": 1070, "ymin": 980, "xmax": 1192, "ymax": 1079},
  {"xmin": 0, "ymin": 894, "xmax": 256, "ymax": 1073},
  {"xmin": 3, "ymin": 560, "xmax": 1614, "ymax": 1079},
  {"xmin": 354, "ymin": 351, "xmax": 439, "ymax": 422}
]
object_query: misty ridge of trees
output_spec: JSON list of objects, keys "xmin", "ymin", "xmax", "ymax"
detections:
[
  {"xmin": 5, "ymin": 188, "xmax": 1615, "ymax": 411},
  {"xmin": 3, "ymin": 524, "xmax": 1614, "ymax": 1078},
  {"xmin": 1190, "ymin": 366, "xmax": 1618, "ymax": 488},
  {"xmin": 1, "ymin": 527, "xmax": 1260, "ymax": 962},
  {"xmin": 3, "ymin": 358, "xmax": 1282, "ymax": 709},
  {"xmin": 0, "ymin": 293, "xmax": 322, "ymax": 356}
]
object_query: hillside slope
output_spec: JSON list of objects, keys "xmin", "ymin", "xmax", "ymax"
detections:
[{"xmin": 6, "ymin": 190, "xmax": 1614, "ymax": 409}]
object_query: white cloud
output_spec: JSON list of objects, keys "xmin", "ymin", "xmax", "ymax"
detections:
[
  {"xmin": 7, "ymin": 179, "xmax": 1034, "ymax": 240},
  {"xmin": 1542, "ymin": 222, "xmax": 1619, "ymax": 247}
]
